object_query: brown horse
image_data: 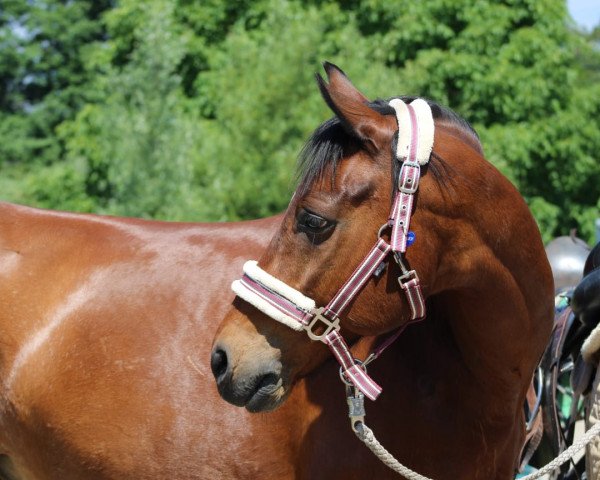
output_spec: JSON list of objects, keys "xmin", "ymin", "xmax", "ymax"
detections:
[
  {"xmin": 0, "ymin": 207, "xmax": 285, "ymax": 479},
  {"xmin": 0, "ymin": 204, "xmax": 428, "ymax": 479},
  {"xmin": 212, "ymin": 63, "xmax": 555, "ymax": 479}
]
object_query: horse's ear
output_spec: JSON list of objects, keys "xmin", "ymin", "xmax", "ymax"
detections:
[{"xmin": 316, "ymin": 62, "xmax": 392, "ymax": 152}]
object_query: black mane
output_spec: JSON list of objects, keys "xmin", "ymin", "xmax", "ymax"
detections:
[{"xmin": 296, "ymin": 97, "xmax": 480, "ymax": 195}]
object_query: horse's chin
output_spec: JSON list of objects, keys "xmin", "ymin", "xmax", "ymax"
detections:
[{"xmin": 244, "ymin": 381, "xmax": 288, "ymax": 413}]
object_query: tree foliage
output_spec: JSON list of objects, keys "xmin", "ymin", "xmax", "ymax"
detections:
[
  {"xmin": 58, "ymin": 0, "xmax": 203, "ymax": 219},
  {"xmin": 0, "ymin": 0, "xmax": 598, "ymax": 241},
  {"xmin": 0, "ymin": 0, "xmax": 113, "ymax": 165}
]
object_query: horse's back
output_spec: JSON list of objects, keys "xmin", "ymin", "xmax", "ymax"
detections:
[{"xmin": 0, "ymin": 203, "xmax": 296, "ymax": 479}]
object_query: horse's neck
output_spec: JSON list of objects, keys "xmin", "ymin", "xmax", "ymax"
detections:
[
  {"xmin": 364, "ymin": 308, "xmax": 527, "ymax": 479},
  {"xmin": 433, "ymin": 292, "xmax": 531, "ymax": 399},
  {"xmin": 422, "ymin": 136, "xmax": 554, "ymax": 402},
  {"xmin": 383, "ymin": 295, "xmax": 527, "ymax": 433}
]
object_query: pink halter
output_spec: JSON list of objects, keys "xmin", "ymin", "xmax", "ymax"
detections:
[{"xmin": 232, "ymin": 98, "xmax": 433, "ymax": 401}]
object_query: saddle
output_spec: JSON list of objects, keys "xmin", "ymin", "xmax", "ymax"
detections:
[{"xmin": 533, "ymin": 242, "xmax": 600, "ymax": 478}]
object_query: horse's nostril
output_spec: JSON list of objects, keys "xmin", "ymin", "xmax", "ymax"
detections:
[{"xmin": 210, "ymin": 348, "xmax": 229, "ymax": 381}]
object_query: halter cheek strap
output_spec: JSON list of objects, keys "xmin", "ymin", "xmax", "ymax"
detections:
[{"xmin": 231, "ymin": 98, "xmax": 434, "ymax": 401}]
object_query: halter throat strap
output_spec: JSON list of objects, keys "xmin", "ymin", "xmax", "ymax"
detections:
[{"xmin": 231, "ymin": 98, "xmax": 434, "ymax": 401}]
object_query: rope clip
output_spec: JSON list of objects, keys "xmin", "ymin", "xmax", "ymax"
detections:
[{"xmin": 346, "ymin": 385, "xmax": 366, "ymax": 433}]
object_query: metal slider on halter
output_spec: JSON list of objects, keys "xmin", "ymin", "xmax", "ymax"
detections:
[
  {"xmin": 303, "ymin": 307, "xmax": 340, "ymax": 342},
  {"xmin": 395, "ymin": 252, "xmax": 420, "ymax": 288}
]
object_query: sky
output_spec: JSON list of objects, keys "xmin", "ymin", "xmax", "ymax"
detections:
[{"xmin": 567, "ymin": 0, "xmax": 599, "ymax": 30}]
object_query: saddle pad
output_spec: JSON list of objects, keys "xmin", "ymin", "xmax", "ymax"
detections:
[{"xmin": 582, "ymin": 319, "xmax": 600, "ymax": 363}]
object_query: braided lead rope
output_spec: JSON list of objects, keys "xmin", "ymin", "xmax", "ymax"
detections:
[
  {"xmin": 354, "ymin": 420, "xmax": 600, "ymax": 480},
  {"xmin": 518, "ymin": 420, "xmax": 600, "ymax": 480},
  {"xmin": 354, "ymin": 423, "xmax": 435, "ymax": 480}
]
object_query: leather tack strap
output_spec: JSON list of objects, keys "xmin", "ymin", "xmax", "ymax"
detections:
[
  {"xmin": 326, "ymin": 330, "xmax": 382, "ymax": 401},
  {"xmin": 391, "ymin": 163, "xmax": 421, "ymax": 253},
  {"xmin": 399, "ymin": 274, "xmax": 426, "ymax": 321},
  {"xmin": 324, "ymin": 239, "xmax": 391, "ymax": 319}
]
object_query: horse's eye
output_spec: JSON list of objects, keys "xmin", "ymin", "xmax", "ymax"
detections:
[
  {"xmin": 305, "ymin": 214, "xmax": 327, "ymax": 230},
  {"xmin": 296, "ymin": 210, "xmax": 334, "ymax": 235}
]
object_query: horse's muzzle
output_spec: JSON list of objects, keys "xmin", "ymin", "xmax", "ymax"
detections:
[{"xmin": 210, "ymin": 343, "xmax": 285, "ymax": 412}]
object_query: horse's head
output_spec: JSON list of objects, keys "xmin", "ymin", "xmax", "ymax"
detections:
[
  {"xmin": 211, "ymin": 62, "xmax": 537, "ymax": 413},
  {"xmin": 212, "ymin": 64, "xmax": 435, "ymax": 411}
]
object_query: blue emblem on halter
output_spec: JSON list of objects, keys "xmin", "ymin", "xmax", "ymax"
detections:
[{"xmin": 407, "ymin": 231, "xmax": 416, "ymax": 247}]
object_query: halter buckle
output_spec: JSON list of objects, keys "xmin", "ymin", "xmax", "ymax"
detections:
[
  {"xmin": 304, "ymin": 307, "xmax": 340, "ymax": 343},
  {"xmin": 398, "ymin": 161, "xmax": 420, "ymax": 194},
  {"xmin": 400, "ymin": 160, "xmax": 421, "ymax": 169}
]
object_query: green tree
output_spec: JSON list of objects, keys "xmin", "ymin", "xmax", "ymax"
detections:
[
  {"xmin": 0, "ymin": 0, "xmax": 114, "ymax": 212},
  {"xmin": 0, "ymin": 0, "xmax": 113, "ymax": 165},
  {"xmin": 192, "ymin": 0, "xmax": 600, "ymax": 239},
  {"xmin": 59, "ymin": 0, "xmax": 202, "ymax": 219},
  {"xmin": 0, "ymin": 0, "xmax": 598, "ymax": 243}
]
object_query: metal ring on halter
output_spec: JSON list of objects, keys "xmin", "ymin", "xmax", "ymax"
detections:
[
  {"xmin": 338, "ymin": 358, "xmax": 368, "ymax": 386},
  {"xmin": 378, "ymin": 222, "xmax": 392, "ymax": 239}
]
